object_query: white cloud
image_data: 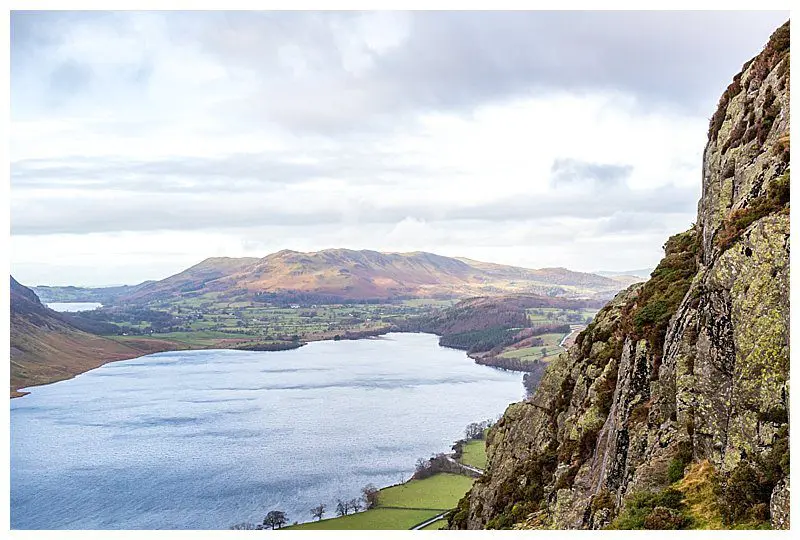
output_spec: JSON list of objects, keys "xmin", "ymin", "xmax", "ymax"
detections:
[{"xmin": 9, "ymin": 11, "xmax": 786, "ymax": 286}]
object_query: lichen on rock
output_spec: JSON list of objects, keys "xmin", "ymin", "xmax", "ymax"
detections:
[{"xmin": 449, "ymin": 20, "xmax": 790, "ymax": 531}]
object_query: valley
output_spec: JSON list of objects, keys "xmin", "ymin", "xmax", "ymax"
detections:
[{"xmin": 14, "ymin": 249, "xmax": 629, "ymax": 397}]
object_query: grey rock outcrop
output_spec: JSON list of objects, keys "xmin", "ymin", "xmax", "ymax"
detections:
[{"xmin": 449, "ymin": 21, "xmax": 789, "ymax": 531}]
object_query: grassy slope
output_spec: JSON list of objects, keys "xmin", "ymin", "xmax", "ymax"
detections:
[
  {"xmin": 378, "ymin": 473, "xmax": 474, "ymax": 509},
  {"xmin": 498, "ymin": 331, "xmax": 570, "ymax": 363},
  {"xmin": 288, "ymin": 473, "xmax": 474, "ymax": 530},
  {"xmin": 288, "ymin": 508, "xmax": 439, "ymax": 530},
  {"xmin": 676, "ymin": 461, "xmax": 725, "ymax": 530},
  {"xmin": 459, "ymin": 439, "xmax": 488, "ymax": 470},
  {"xmin": 10, "ymin": 315, "xmax": 186, "ymax": 397}
]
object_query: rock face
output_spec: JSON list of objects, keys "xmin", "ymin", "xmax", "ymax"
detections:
[{"xmin": 449, "ymin": 22, "xmax": 789, "ymax": 530}]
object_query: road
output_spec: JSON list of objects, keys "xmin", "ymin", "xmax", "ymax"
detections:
[
  {"xmin": 444, "ymin": 455, "xmax": 484, "ymax": 476},
  {"xmin": 559, "ymin": 324, "xmax": 586, "ymax": 348},
  {"xmin": 410, "ymin": 512, "xmax": 449, "ymax": 530}
]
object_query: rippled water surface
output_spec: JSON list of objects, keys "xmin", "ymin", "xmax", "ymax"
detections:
[{"xmin": 11, "ymin": 333, "xmax": 523, "ymax": 529}]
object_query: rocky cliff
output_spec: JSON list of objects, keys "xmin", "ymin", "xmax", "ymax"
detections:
[{"xmin": 450, "ymin": 22, "xmax": 789, "ymax": 530}]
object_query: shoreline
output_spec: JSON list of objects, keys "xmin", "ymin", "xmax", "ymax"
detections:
[{"xmin": 10, "ymin": 325, "xmax": 401, "ymax": 399}]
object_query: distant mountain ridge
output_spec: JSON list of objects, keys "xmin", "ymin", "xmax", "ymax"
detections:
[
  {"xmin": 109, "ymin": 249, "xmax": 630, "ymax": 304},
  {"xmin": 594, "ymin": 268, "xmax": 653, "ymax": 280}
]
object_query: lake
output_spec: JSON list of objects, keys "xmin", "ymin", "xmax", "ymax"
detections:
[
  {"xmin": 45, "ymin": 302, "xmax": 103, "ymax": 312},
  {"xmin": 10, "ymin": 333, "xmax": 523, "ymax": 529}
]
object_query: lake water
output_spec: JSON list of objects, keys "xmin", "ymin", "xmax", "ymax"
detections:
[
  {"xmin": 45, "ymin": 302, "xmax": 103, "ymax": 312},
  {"xmin": 10, "ymin": 333, "xmax": 523, "ymax": 529}
]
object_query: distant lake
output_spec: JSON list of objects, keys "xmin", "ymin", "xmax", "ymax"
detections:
[
  {"xmin": 46, "ymin": 302, "xmax": 103, "ymax": 312},
  {"xmin": 10, "ymin": 333, "xmax": 523, "ymax": 529}
]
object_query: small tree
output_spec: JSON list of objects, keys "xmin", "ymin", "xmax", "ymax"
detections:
[
  {"xmin": 263, "ymin": 510, "xmax": 288, "ymax": 530},
  {"xmin": 311, "ymin": 504, "xmax": 326, "ymax": 521},
  {"xmin": 336, "ymin": 499, "xmax": 349, "ymax": 517},
  {"xmin": 464, "ymin": 422, "xmax": 482, "ymax": 440},
  {"xmin": 362, "ymin": 483, "xmax": 380, "ymax": 509},
  {"xmin": 349, "ymin": 497, "xmax": 362, "ymax": 513},
  {"xmin": 541, "ymin": 347, "xmax": 547, "ymax": 358}
]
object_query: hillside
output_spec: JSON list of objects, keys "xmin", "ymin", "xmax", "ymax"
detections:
[
  {"xmin": 10, "ymin": 277, "xmax": 182, "ymax": 397},
  {"xmin": 33, "ymin": 283, "xmax": 146, "ymax": 304},
  {"xmin": 107, "ymin": 249, "xmax": 626, "ymax": 305},
  {"xmin": 450, "ymin": 22, "xmax": 790, "ymax": 530}
]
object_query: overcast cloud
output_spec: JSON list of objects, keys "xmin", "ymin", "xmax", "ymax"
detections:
[{"xmin": 9, "ymin": 10, "xmax": 788, "ymax": 286}]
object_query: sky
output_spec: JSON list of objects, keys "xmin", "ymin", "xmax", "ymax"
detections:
[{"xmin": 9, "ymin": 10, "xmax": 789, "ymax": 286}]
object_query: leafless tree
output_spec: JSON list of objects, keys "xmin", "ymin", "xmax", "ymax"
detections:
[
  {"xmin": 310, "ymin": 504, "xmax": 326, "ymax": 521},
  {"xmin": 336, "ymin": 499, "xmax": 349, "ymax": 517},
  {"xmin": 362, "ymin": 483, "xmax": 380, "ymax": 509},
  {"xmin": 349, "ymin": 497, "xmax": 362, "ymax": 513}
]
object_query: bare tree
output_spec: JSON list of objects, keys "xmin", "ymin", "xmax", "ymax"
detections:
[
  {"xmin": 336, "ymin": 499, "xmax": 349, "ymax": 517},
  {"xmin": 415, "ymin": 457, "xmax": 430, "ymax": 474},
  {"xmin": 362, "ymin": 483, "xmax": 380, "ymax": 509},
  {"xmin": 464, "ymin": 422, "xmax": 482, "ymax": 440},
  {"xmin": 310, "ymin": 504, "xmax": 326, "ymax": 521},
  {"xmin": 263, "ymin": 510, "xmax": 288, "ymax": 530},
  {"xmin": 349, "ymin": 497, "xmax": 362, "ymax": 513}
]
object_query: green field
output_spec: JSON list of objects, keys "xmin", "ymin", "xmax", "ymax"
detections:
[
  {"xmin": 93, "ymin": 298, "xmax": 431, "ymax": 344},
  {"xmin": 378, "ymin": 473, "xmax": 473, "ymax": 509},
  {"xmin": 498, "ymin": 331, "xmax": 570, "ymax": 363},
  {"xmin": 288, "ymin": 508, "xmax": 440, "ymax": 530},
  {"xmin": 459, "ymin": 439, "xmax": 488, "ymax": 470},
  {"xmin": 526, "ymin": 307, "xmax": 596, "ymax": 325},
  {"xmin": 286, "ymin": 473, "xmax": 473, "ymax": 530},
  {"xmin": 111, "ymin": 330, "xmax": 259, "ymax": 348}
]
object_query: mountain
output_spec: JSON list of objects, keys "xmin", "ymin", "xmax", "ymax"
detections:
[
  {"xmin": 32, "ymin": 283, "xmax": 148, "ymax": 304},
  {"xmin": 10, "ymin": 277, "xmax": 180, "ymax": 397},
  {"xmin": 595, "ymin": 269, "xmax": 653, "ymax": 280},
  {"xmin": 450, "ymin": 22, "xmax": 789, "ymax": 530},
  {"xmin": 115, "ymin": 249, "xmax": 626, "ymax": 305},
  {"xmin": 121, "ymin": 256, "xmax": 259, "ymax": 303}
]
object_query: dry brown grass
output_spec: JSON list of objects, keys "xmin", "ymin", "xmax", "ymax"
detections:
[{"xmin": 675, "ymin": 460, "xmax": 725, "ymax": 529}]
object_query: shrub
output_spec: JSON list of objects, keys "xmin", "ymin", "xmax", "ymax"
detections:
[
  {"xmin": 591, "ymin": 490, "xmax": 616, "ymax": 514},
  {"xmin": 716, "ymin": 462, "xmax": 766, "ymax": 525},
  {"xmin": 448, "ymin": 495, "xmax": 471, "ymax": 529},
  {"xmin": 608, "ymin": 488, "xmax": 689, "ymax": 530},
  {"xmin": 644, "ymin": 506, "xmax": 690, "ymax": 529},
  {"xmin": 714, "ymin": 170, "xmax": 790, "ymax": 251},
  {"xmin": 621, "ymin": 229, "xmax": 699, "ymax": 366},
  {"xmin": 716, "ymin": 425, "xmax": 787, "ymax": 529},
  {"xmin": 487, "ymin": 446, "xmax": 558, "ymax": 528},
  {"xmin": 668, "ymin": 458, "xmax": 687, "ymax": 484},
  {"xmin": 667, "ymin": 441, "xmax": 694, "ymax": 483}
]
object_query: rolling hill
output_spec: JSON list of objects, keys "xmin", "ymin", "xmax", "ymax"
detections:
[
  {"xmin": 10, "ymin": 276, "xmax": 181, "ymax": 397},
  {"xmin": 113, "ymin": 249, "xmax": 632, "ymax": 305}
]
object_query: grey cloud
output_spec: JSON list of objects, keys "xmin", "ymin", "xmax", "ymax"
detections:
[
  {"xmin": 12, "ymin": 178, "xmax": 697, "ymax": 236},
  {"xmin": 596, "ymin": 212, "xmax": 668, "ymax": 234},
  {"xmin": 446, "ymin": 184, "xmax": 696, "ymax": 223},
  {"xmin": 550, "ymin": 159, "xmax": 632, "ymax": 190},
  {"xmin": 206, "ymin": 11, "xmax": 789, "ymax": 133},
  {"xmin": 11, "ymin": 153, "xmax": 434, "ymax": 192},
  {"xmin": 11, "ymin": 11, "xmax": 788, "ymax": 134}
]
